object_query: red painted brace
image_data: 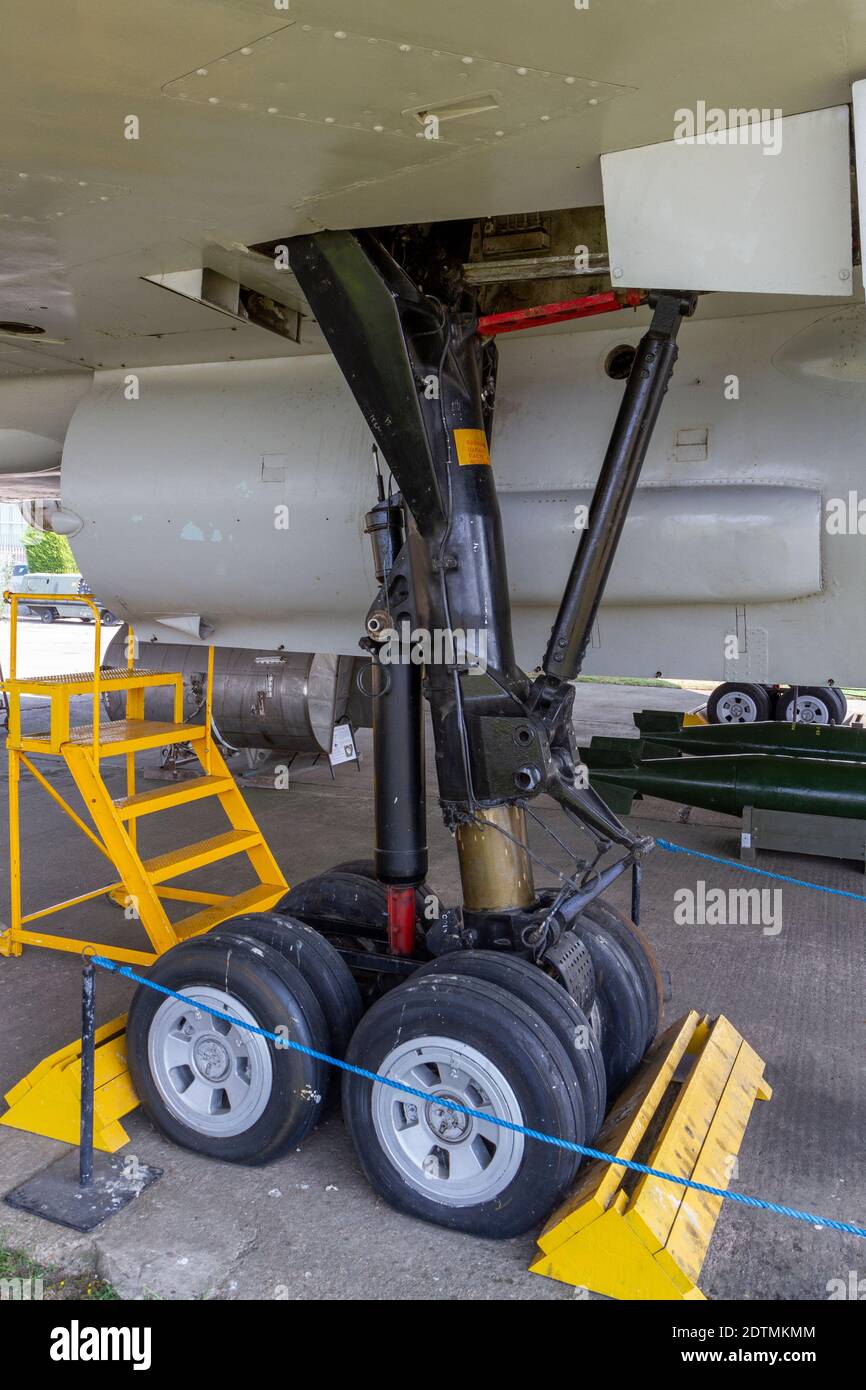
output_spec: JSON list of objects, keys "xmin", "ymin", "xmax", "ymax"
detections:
[{"xmin": 477, "ymin": 288, "xmax": 645, "ymax": 337}]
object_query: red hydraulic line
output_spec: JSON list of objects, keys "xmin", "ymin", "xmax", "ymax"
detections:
[
  {"xmin": 386, "ymin": 885, "xmax": 416, "ymax": 957},
  {"xmin": 477, "ymin": 288, "xmax": 645, "ymax": 337}
]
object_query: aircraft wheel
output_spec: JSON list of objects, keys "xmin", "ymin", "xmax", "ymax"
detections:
[
  {"xmin": 343, "ymin": 973, "xmax": 586, "ymax": 1237},
  {"xmin": 127, "ymin": 936, "xmax": 329, "ymax": 1163},
  {"xmin": 277, "ymin": 868, "xmax": 427, "ymax": 949},
  {"xmin": 414, "ymin": 950, "xmax": 606, "ymax": 1138},
  {"xmin": 706, "ymin": 682, "xmax": 770, "ymax": 724},
  {"xmin": 211, "ymin": 911, "xmax": 362, "ymax": 1059},
  {"xmin": 570, "ymin": 901, "xmax": 659, "ymax": 1097},
  {"xmin": 579, "ymin": 898, "xmax": 663, "ymax": 1047}
]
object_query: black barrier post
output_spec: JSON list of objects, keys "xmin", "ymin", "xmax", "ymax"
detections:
[
  {"xmin": 3, "ymin": 952, "xmax": 161, "ymax": 1230},
  {"xmin": 79, "ymin": 957, "xmax": 96, "ymax": 1189}
]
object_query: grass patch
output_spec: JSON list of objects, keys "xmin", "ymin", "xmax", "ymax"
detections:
[
  {"xmin": 576, "ymin": 675, "xmax": 680, "ymax": 689},
  {"xmin": 0, "ymin": 1243, "xmax": 119, "ymax": 1301}
]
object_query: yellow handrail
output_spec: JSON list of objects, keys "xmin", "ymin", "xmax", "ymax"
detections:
[{"xmin": 2, "ymin": 591, "xmax": 135, "ymax": 758}]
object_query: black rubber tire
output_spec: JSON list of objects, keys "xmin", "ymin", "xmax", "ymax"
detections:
[
  {"xmin": 570, "ymin": 908, "xmax": 651, "ymax": 1098},
  {"xmin": 100, "ymin": 609, "xmax": 117, "ymax": 624},
  {"xmin": 210, "ymin": 911, "xmax": 362, "ymax": 1060},
  {"xmin": 415, "ymin": 951, "xmax": 607, "ymax": 1139},
  {"xmin": 127, "ymin": 935, "xmax": 330, "ymax": 1164},
  {"xmin": 290, "ymin": 860, "xmax": 435, "ymax": 925},
  {"xmin": 277, "ymin": 869, "xmax": 429, "ymax": 949},
  {"xmin": 580, "ymin": 898, "xmax": 663, "ymax": 1048},
  {"xmin": 774, "ymin": 685, "xmax": 838, "ymax": 725},
  {"xmin": 707, "ymin": 681, "xmax": 771, "ymax": 724},
  {"xmin": 343, "ymin": 973, "xmax": 586, "ymax": 1238},
  {"xmin": 40, "ymin": 608, "xmax": 56, "ymax": 624},
  {"xmin": 278, "ymin": 870, "xmax": 391, "ymax": 941},
  {"xmin": 827, "ymin": 687, "xmax": 848, "ymax": 722}
]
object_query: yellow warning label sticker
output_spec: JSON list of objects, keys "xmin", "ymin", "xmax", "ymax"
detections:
[{"xmin": 453, "ymin": 429, "xmax": 491, "ymax": 467}]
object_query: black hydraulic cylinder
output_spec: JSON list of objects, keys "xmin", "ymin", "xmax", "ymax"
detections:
[
  {"xmin": 543, "ymin": 292, "xmax": 696, "ymax": 683},
  {"xmin": 373, "ymin": 653, "xmax": 427, "ymax": 885}
]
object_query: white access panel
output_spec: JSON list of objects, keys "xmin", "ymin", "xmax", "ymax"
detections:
[
  {"xmin": 601, "ymin": 106, "xmax": 852, "ymax": 296},
  {"xmin": 851, "ymin": 81, "xmax": 866, "ymax": 266}
]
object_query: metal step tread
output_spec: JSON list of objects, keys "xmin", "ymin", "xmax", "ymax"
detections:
[
  {"xmin": 142, "ymin": 829, "xmax": 263, "ymax": 883},
  {"xmin": 172, "ymin": 883, "xmax": 289, "ymax": 941},
  {"xmin": 6, "ymin": 668, "xmax": 172, "ymax": 689},
  {"xmin": 113, "ymin": 774, "xmax": 234, "ymax": 819},
  {"xmin": 68, "ymin": 719, "xmax": 206, "ymax": 748}
]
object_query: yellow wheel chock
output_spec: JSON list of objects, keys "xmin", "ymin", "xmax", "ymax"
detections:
[
  {"xmin": 0, "ymin": 1014, "xmax": 138, "ymax": 1153},
  {"xmin": 683, "ymin": 709, "xmax": 709, "ymax": 726},
  {"xmin": 531, "ymin": 1010, "xmax": 772, "ymax": 1300}
]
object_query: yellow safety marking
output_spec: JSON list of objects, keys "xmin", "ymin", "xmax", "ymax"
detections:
[{"xmin": 453, "ymin": 428, "xmax": 491, "ymax": 467}]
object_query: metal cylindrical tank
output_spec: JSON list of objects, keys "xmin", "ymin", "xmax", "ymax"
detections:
[{"xmin": 104, "ymin": 631, "xmax": 344, "ymax": 753}]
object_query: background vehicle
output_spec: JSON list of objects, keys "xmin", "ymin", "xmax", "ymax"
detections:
[{"xmin": 6, "ymin": 571, "xmax": 116, "ymax": 624}]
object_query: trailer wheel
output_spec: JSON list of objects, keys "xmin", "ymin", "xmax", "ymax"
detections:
[
  {"xmin": 40, "ymin": 607, "xmax": 57, "ymax": 624},
  {"xmin": 707, "ymin": 682, "xmax": 770, "ymax": 724},
  {"xmin": 127, "ymin": 936, "xmax": 329, "ymax": 1163},
  {"xmin": 569, "ymin": 908, "xmax": 651, "ymax": 1097},
  {"xmin": 212, "ymin": 911, "xmax": 362, "ymax": 1059},
  {"xmin": 343, "ymin": 973, "xmax": 586, "ymax": 1238},
  {"xmin": 414, "ymin": 951, "xmax": 606, "ymax": 1139},
  {"xmin": 775, "ymin": 686, "xmax": 840, "ymax": 725}
]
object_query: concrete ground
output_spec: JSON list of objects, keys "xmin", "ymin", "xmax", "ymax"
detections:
[{"xmin": 0, "ymin": 619, "xmax": 864, "ymax": 1300}]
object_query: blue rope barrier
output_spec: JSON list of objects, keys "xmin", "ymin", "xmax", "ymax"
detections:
[
  {"xmin": 657, "ymin": 836, "xmax": 866, "ymax": 903},
  {"xmin": 93, "ymin": 954, "xmax": 866, "ymax": 1241}
]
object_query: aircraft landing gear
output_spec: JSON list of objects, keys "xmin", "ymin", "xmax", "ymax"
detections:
[{"xmin": 127, "ymin": 232, "xmax": 692, "ymax": 1236}]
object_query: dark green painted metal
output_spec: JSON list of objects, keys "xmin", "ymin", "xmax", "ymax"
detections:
[
  {"xmin": 582, "ymin": 738, "xmax": 866, "ymax": 820},
  {"xmin": 630, "ymin": 710, "xmax": 866, "ymax": 762}
]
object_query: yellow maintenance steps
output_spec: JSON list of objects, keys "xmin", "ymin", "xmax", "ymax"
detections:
[{"xmin": 0, "ymin": 590, "xmax": 287, "ymax": 967}]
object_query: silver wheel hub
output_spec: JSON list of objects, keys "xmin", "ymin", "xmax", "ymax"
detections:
[
  {"xmin": 784, "ymin": 695, "xmax": 830, "ymax": 725},
  {"xmin": 193, "ymin": 1035, "xmax": 232, "ymax": 1082},
  {"xmin": 372, "ymin": 1036, "xmax": 525, "ymax": 1207},
  {"xmin": 716, "ymin": 690, "xmax": 758, "ymax": 723},
  {"xmin": 148, "ymin": 986, "xmax": 273, "ymax": 1138},
  {"xmin": 426, "ymin": 1096, "xmax": 471, "ymax": 1141}
]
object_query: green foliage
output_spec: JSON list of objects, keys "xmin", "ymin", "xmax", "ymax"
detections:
[{"xmin": 22, "ymin": 527, "xmax": 77, "ymax": 574}]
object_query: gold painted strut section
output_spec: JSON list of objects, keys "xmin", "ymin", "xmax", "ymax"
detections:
[{"xmin": 456, "ymin": 803, "xmax": 535, "ymax": 910}]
